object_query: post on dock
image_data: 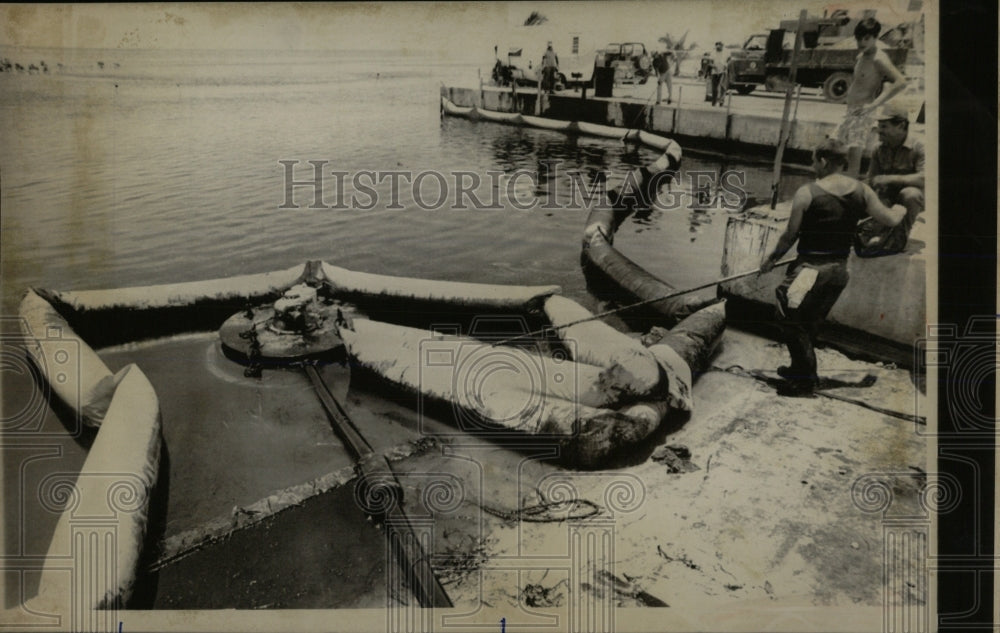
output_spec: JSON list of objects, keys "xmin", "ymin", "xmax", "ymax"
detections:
[
  {"xmin": 770, "ymin": 9, "xmax": 807, "ymax": 209},
  {"xmin": 674, "ymin": 85, "xmax": 682, "ymax": 134},
  {"xmin": 536, "ymin": 74, "xmax": 543, "ymax": 115}
]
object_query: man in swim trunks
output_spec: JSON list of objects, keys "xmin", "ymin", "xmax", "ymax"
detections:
[
  {"xmin": 759, "ymin": 138, "xmax": 906, "ymax": 396},
  {"xmin": 836, "ymin": 17, "xmax": 906, "ymax": 177}
]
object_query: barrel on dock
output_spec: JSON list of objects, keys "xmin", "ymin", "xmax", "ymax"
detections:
[{"xmin": 594, "ymin": 66, "xmax": 615, "ymax": 98}]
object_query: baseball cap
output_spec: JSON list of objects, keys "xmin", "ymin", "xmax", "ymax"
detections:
[{"xmin": 876, "ymin": 102, "xmax": 909, "ymax": 122}]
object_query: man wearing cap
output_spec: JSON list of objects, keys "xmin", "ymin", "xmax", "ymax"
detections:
[
  {"xmin": 707, "ymin": 41, "xmax": 729, "ymax": 106},
  {"xmin": 854, "ymin": 102, "xmax": 925, "ymax": 256}
]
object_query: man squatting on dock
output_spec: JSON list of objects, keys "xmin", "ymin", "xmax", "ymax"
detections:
[
  {"xmin": 758, "ymin": 138, "xmax": 906, "ymax": 397},
  {"xmin": 854, "ymin": 102, "xmax": 925, "ymax": 256},
  {"xmin": 835, "ymin": 17, "xmax": 907, "ymax": 177}
]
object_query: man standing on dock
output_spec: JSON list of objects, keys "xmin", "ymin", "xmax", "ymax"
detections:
[
  {"xmin": 835, "ymin": 17, "xmax": 907, "ymax": 177},
  {"xmin": 854, "ymin": 102, "xmax": 924, "ymax": 256},
  {"xmin": 541, "ymin": 41, "xmax": 560, "ymax": 93},
  {"xmin": 759, "ymin": 138, "xmax": 906, "ymax": 396},
  {"xmin": 707, "ymin": 41, "xmax": 729, "ymax": 106},
  {"xmin": 653, "ymin": 48, "xmax": 673, "ymax": 104}
]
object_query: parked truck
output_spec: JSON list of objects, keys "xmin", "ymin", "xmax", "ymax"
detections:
[{"xmin": 727, "ymin": 14, "xmax": 909, "ymax": 102}]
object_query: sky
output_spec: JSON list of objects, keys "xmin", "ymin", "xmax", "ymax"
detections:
[{"xmin": 0, "ymin": 1, "xmax": 924, "ymax": 58}]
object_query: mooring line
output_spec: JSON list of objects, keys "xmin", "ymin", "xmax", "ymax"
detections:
[
  {"xmin": 713, "ymin": 364, "xmax": 926, "ymax": 424},
  {"xmin": 491, "ymin": 259, "xmax": 795, "ymax": 347}
]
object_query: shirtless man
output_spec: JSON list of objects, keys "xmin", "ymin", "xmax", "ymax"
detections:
[{"xmin": 836, "ymin": 18, "xmax": 906, "ymax": 177}]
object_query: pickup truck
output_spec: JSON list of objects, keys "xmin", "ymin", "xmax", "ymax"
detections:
[{"xmin": 728, "ymin": 19, "xmax": 908, "ymax": 102}]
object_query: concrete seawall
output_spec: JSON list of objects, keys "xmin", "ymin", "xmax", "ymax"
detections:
[{"xmin": 443, "ymin": 85, "xmax": 837, "ymax": 163}]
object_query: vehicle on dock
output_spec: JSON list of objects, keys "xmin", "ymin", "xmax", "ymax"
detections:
[
  {"xmin": 727, "ymin": 14, "xmax": 909, "ymax": 102},
  {"xmin": 491, "ymin": 47, "xmax": 567, "ymax": 91},
  {"xmin": 596, "ymin": 42, "xmax": 653, "ymax": 85}
]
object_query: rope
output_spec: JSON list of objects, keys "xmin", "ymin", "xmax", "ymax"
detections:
[
  {"xmin": 624, "ymin": 84, "xmax": 660, "ymax": 135},
  {"xmin": 480, "ymin": 499, "xmax": 601, "ymax": 523},
  {"xmin": 716, "ymin": 364, "xmax": 926, "ymax": 425},
  {"xmin": 490, "ymin": 258, "xmax": 795, "ymax": 347}
]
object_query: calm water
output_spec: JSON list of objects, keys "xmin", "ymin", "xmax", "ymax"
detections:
[{"xmin": 0, "ymin": 46, "xmax": 808, "ymax": 317}]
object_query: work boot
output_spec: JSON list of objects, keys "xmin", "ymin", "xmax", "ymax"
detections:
[
  {"xmin": 777, "ymin": 378, "xmax": 818, "ymax": 398},
  {"xmin": 776, "ymin": 365, "xmax": 813, "ymax": 380}
]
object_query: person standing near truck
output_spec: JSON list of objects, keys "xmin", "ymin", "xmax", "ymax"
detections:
[
  {"xmin": 836, "ymin": 17, "xmax": 906, "ymax": 177},
  {"xmin": 707, "ymin": 41, "xmax": 729, "ymax": 106}
]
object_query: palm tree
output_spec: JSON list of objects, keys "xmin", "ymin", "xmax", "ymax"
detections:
[
  {"xmin": 523, "ymin": 11, "xmax": 547, "ymax": 26},
  {"xmin": 658, "ymin": 30, "xmax": 697, "ymax": 76}
]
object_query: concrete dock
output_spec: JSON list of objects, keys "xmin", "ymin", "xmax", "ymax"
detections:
[{"xmin": 443, "ymin": 74, "xmax": 925, "ymax": 164}]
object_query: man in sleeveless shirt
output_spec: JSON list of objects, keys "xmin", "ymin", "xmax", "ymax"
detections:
[{"xmin": 759, "ymin": 138, "xmax": 906, "ymax": 396}]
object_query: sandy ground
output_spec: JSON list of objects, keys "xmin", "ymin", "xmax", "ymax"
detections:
[{"xmin": 381, "ymin": 327, "xmax": 927, "ymax": 618}]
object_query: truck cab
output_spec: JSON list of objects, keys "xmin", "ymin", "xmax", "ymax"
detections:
[{"xmin": 727, "ymin": 16, "xmax": 908, "ymax": 102}]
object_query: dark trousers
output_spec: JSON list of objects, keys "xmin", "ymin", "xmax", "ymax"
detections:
[
  {"xmin": 775, "ymin": 259, "xmax": 849, "ymax": 381},
  {"xmin": 710, "ymin": 72, "xmax": 725, "ymax": 105}
]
